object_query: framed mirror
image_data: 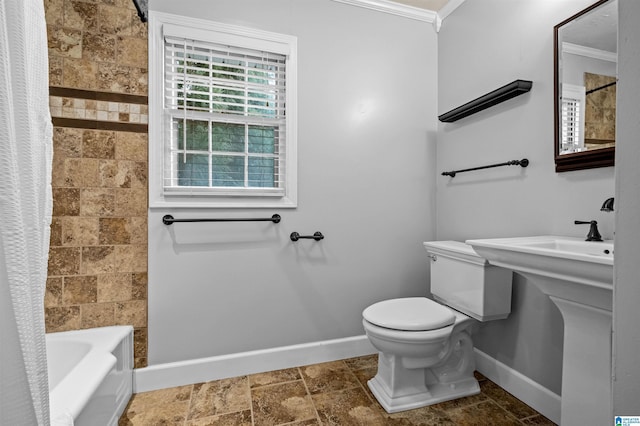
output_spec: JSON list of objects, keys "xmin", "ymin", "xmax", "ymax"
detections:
[{"xmin": 554, "ymin": 0, "xmax": 618, "ymax": 172}]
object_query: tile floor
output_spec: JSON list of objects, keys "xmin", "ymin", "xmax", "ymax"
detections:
[{"xmin": 119, "ymin": 354, "xmax": 557, "ymax": 425}]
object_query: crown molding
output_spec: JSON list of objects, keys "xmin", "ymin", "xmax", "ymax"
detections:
[
  {"xmin": 331, "ymin": 0, "xmax": 466, "ymax": 32},
  {"xmin": 435, "ymin": 0, "xmax": 466, "ymax": 31},
  {"xmin": 562, "ymin": 42, "xmax": 617, "ymax": 62},
  {"xmin": 331, "ymin": 0, "xmax": 438, "ymax": 23}
]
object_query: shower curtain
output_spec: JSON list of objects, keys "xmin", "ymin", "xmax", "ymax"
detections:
[{"xmin": 0, "ymin": 0, "xmax": 53, "ymax": 425}]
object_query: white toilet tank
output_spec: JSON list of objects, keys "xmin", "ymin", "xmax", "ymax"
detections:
[{"xmin": 423, "ymin": 241, "xmax": 513, "ymax": 322}]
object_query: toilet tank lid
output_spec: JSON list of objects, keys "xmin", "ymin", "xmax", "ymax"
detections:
[
  {"xmin": 423, "ymin": 241, "xmax": 488, "ymax": 265},
  {"xmin": 363, "ymin": 297, "xmax": 455, "ymax": 331}
]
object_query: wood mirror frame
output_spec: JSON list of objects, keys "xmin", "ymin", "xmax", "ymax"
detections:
[{"xmin": 554, "ymin": 0, "xmax": 616, "ymax": 172}]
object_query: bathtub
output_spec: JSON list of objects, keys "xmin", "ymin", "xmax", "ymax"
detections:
[{"xmin": 46, "ymin": 326, "xmax": 133, "ymax": 426}]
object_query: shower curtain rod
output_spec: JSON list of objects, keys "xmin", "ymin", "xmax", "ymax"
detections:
[
  {"xmin": 586, "ymin": 81, "xmax": 617, "ymax": 95},
  {"xmin": 131, "ymin": 0, "xmax": 148, "ymax": 22}
]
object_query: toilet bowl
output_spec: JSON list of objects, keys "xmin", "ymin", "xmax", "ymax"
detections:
[
  {"xmin": 362, "ymin": 241, "xmax": 512, "ymax": 413},
  {"xmin": 363, "ymin": 297, "xmax": 478, "ymax": 412}
]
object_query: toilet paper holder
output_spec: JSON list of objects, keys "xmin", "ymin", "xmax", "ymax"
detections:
[{"xmin": 290, "ymin": 232, "xmax": 324, "ymax": 242}]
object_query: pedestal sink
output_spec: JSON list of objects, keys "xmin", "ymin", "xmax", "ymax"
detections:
[{"xmin": 466, "ymin": 236, "xmax": 613, "ymax": 426}]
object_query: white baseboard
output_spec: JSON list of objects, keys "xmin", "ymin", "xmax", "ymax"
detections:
[
  {"xmin": 134, "ymin": 335, "xmax": 376, "ymax": 393},
  {"xmin": 474, "ymin": 348, "xmax": 561, "ymax": 425}
]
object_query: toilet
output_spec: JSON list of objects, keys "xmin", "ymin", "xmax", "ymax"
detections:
[{"xmin": 362, "ymin": 241, "xmax": 513, "ymax": 413}]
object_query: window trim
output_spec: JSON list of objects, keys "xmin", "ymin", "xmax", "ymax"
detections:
[{"xmin": 148, "ymin": 11, "xmax": 297, "ymax": 208}]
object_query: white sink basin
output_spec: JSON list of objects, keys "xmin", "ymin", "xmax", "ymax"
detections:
[
  {"xmin": 466, "ymin": 235, "xmax": 614, "ymax": 426},
  {"xmin": 466, "ymin": 236, "xmax": 613, "ymax": 307},
  {"xmin": 475, "ymin": 235, "xmax": 613, "ymax": 264}
]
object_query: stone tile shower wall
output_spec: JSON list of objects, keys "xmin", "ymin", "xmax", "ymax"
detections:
[
  {"xmin": 584, "ymin": 72, "xmax": 616, "ymax": 149},
  {"xmin": 44, "ymin": 0, "xmax": 149, "ymax": 368}
]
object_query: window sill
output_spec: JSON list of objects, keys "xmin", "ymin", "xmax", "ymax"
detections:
[{"xmin": 149, "ymin": 194, "xmax": 297, "ymax": 209}]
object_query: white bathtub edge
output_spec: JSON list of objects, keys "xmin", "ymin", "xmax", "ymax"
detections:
[
  {"xmin": 48, "ymin": 325, "xmax": 134, "ymax": 354},
  {"xmin": 474, "ymin": 348, "xmax": 561, "ymax": 425},
  {"xmin": 50, "ymin": 353, "xmax": 117, "ymax": 421},
  {"xmin": 134, "ymin": 335, "xmax": 376, "ymax": 393},
  {"xmin": 47, "ymin": 326, "xmax": 134, "ymax": 425}
]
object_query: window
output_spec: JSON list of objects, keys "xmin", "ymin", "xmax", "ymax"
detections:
[
  {"xmin": 149, "ymin": 13, "xmax": 297, "ymax": 208},
  {"xmin": 561, "ymin": 98, "xmax": 581, "ymax": 153},
  {"xmin": 560, "ymin": 84, "xmax": 585, "ymax": 154}
]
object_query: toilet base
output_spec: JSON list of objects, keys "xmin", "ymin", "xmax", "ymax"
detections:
[
  {"xmin": 368, "ymin": 374, "xmax": 480, "ymax": 413},
  {"xmin": 367, "ymin": 329, "xmax": 479, "ymax": 413}
]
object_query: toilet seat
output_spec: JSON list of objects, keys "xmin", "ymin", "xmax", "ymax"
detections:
[{"xmin": 363, "ymin": 297, "xmax": 456, "ymax": 331}]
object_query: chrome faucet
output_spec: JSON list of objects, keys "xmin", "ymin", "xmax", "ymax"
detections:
[
  {"xmin": 601, "ymin": 197, "xmax": 614, "ymax": 212},
  {"xmin": 574, "ymin": 220, "xmax": 603, "ymax": 241}
]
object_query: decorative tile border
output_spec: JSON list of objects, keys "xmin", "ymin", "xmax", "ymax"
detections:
[
  {"xmin": 51, "ymin": 117, "xmax": 148, "ymax": 133},
  {"xmin": 49, "ymin": 96, "xmax": 148, "ymax": 124},
  {"xmin": 49, "ymin": 87, "xmax": 148, "ymax": 133}
]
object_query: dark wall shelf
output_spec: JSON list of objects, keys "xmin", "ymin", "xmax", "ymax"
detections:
[{"xmin": 438, "ymin": 79, "xmax": 533, "ymax": 123}]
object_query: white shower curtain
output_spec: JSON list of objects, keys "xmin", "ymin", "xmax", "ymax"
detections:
[{"xmin": 0, "ymin": 0, "xmax": 53, "ymax": 425}]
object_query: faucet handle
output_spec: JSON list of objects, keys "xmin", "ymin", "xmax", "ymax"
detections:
[
  {"xmin": 601, "ymin": 197, "xmax": 614, "ymax": 212},
  {"xmin": 574, "ymin": 220, "xmax": 603, "ymax": 242}
]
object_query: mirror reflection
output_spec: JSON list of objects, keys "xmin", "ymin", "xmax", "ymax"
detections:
[{"xmin": 554, "ymin": 0, "xmax": 617, "ymax": 171}]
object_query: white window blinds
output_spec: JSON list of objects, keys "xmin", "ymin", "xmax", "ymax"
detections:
[
  {"xmin": 561, "ymin": 98, "xmax": 581, "ymax": 154},
  {"xmin": 560, "ymin": 84, "xmax": 586, "ymax": 155},
  {"xmin": 163, "ymin": 35, "xmax": 288, "ymax": 195}
]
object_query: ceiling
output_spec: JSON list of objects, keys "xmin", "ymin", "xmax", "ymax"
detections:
[
  {"xmin": 560, "ymin": 0, "xmax": 617, "ymax": 53},
  {"xmin": 390, "ymin": 0, "xmax": 450, "ymax": 12}
]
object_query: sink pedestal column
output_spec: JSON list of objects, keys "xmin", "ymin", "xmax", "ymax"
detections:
[
  {"xmin": 550, "ymin": 296, "xmax": 611, "ymax": 426},
  {"xmin": 520, "ymin": 271, "xmax": 613, "ymax": 426},
  {"xmin": 466, "ymin": 236, "xmax": 614, "ymax": 426}
]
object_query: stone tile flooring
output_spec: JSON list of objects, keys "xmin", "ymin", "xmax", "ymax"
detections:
[{"xmin": 119, "ymin": 354, "xmax": 557, "ymax": 425}]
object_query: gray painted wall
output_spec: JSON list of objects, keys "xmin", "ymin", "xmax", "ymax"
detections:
[
  {"xmin": 564, "ymin": 53, "xmax": 616, "ymax": 86},
  {"xmin": 612, "ymin": 0, "xmax": 640, "ymax": 414},
  {"xmin": 436, "ymin": 0, "xmax": 616, "ymax": 395},
  {"xmin": 146, "ymin": 1, "xmax": 640, "ymax": 410},
  {"xmin": 148, "ymin": 0, "xmax": 438, "ymax": 364}
]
